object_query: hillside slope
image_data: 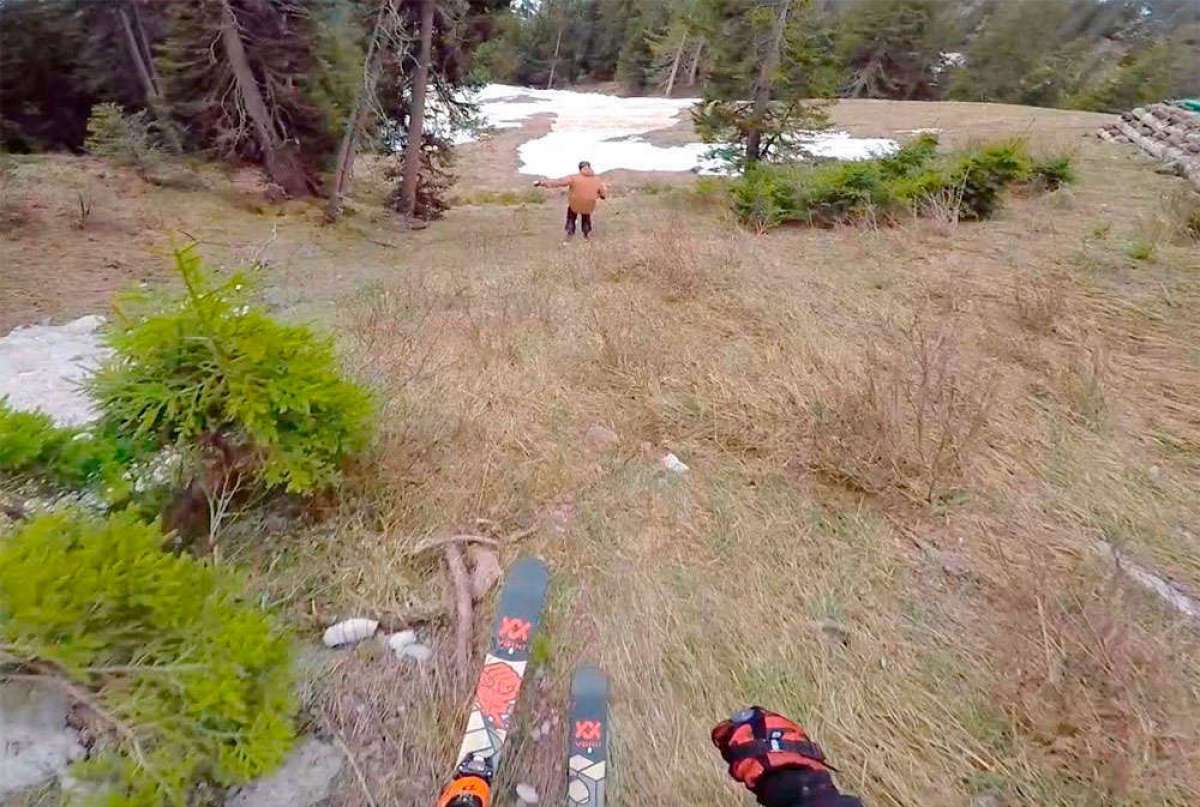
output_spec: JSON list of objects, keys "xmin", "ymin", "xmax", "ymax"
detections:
[{"xmin": 2, "ymin": 99, "xmax": 1199, "ymax": 807}]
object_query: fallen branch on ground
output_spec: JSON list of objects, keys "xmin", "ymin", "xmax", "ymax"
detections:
[
  {"xmin": 444, "ymin": 543, "xmax": 473, "ymax": 681},
  {"xmin": 411, "ymin": 533, "xmax": 499, "ymax": 554}
]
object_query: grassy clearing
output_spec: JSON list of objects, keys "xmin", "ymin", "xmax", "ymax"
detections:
[
  {"xmin": 4, "ymin": 104, "xmax": 1199, "ymax": 807},
  {"xmin": 215, "ymin": 142, "xmax": 1200, "ymax": 806}
]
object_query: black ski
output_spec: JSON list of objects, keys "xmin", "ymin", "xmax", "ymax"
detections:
[
  {"xmin": 437, "ymin": 556, "xmax": 550, "ymax": 807},
  {"xmin": 566, "ymin": 665, "xmax": 610, "ymax": 807}
]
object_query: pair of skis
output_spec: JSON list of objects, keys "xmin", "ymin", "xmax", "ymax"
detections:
[{"xmin": 436, "ymin": 557, "xmax": 609, "ymax": 807}]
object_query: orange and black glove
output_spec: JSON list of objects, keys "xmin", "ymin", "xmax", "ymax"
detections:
[{"xmin": 711, "ymin": 708, "xmax": 863, "ymax": 807}]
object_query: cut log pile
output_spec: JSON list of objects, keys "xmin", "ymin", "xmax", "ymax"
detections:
[{"xmin": 1097, "ymin": 102, "xmax": 1200, "ymax": 191}]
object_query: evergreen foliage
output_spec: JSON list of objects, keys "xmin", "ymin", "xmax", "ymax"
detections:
[
  {"xmin": 838, "ymin": 0, "xmax": 951, "ymax": 100},
  {"xmin": 89, "ymin": 245, "xmax": 374, "ymax": 495},
  {"xmin": 0, "ymin": 510, "xmax": 296, "ymax": 806},
  {"xmin": 84, "ymin": 103, "xmax": 162, "ymax": 173},
  {"xmin": 0, "ymin": 401, "xmax": 148, "ymax": 508},
  {"xmin": 729, "ymin": 136, "xmax": 1071, "ymax": 230},
  {"xmin": 457, "ymin": 0, "xmax": 1200, "ymax": 111}
]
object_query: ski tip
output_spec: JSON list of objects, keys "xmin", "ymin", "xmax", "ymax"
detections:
[
  {"xmin": 508, "ymin": 555, "xmax": 550, "ymax": 585},
  {"xmin": 571, "ymin": 664, "xmax": 609, "ymax": 696}
]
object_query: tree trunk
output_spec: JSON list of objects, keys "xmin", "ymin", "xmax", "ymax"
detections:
[
  {"xmin": 547, "ymin": 25, "xmax": 563, "ymax": 90},
  {"xmin": 746, "ymin": 0, "xmax": 792, "ymax": 165},
  {"xmin": 217, "ymin": 0, "xmax": 309, "ymax": 197},
  {"xmin": 327, "ymin": 0, "xmax": 400, "ymax": 219},
  {"xmin": 117, "ymin": 4, "xmax": 181, "ymax": 153},
  {"xmin": 129, "ymin": 1, "xmax": 163, "ymax": 96},
  {"xmin": 664, "ymin": 34, "xmax": 687, "ymax": 96},
  {"xmin": 687, "ymin": 39, "xmax": 703, "ymax": 87},
  {"xmin": 398, "ymin": 0, "xmax": 436, "ymax": 217}
]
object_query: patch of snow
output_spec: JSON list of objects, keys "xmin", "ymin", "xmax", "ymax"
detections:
[
  {"xmin": 940, "ymin": 52, "xmax": 967, "ymax": 69},
  {"xmin": 0, "ymin": 680, "xmax": 86, "ymax": 797},
  {"xmin": 0, "ymin": 316, "xmax": 109, "ymax": 426},
  {"xmin": 791, "ymin": 131, "xmax": 898, "ymax": 162},
  {"xmin": 462, "ymin": 84, "xmax": 898, "ymax": 177}
]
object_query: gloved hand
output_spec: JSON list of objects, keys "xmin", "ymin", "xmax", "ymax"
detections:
[{"xmin": 711, "ymin": 707, "xmax": 864, "ymax": 807}]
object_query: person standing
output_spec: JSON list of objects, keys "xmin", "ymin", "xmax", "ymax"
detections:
[{"xmin": 534, "ymin": 160, "xmax": 607, "ymax": 241}]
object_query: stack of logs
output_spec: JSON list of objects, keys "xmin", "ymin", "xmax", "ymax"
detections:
[{"xmin": 1098, "ymin": 102, "xmax": 1200, "ymax": 191}]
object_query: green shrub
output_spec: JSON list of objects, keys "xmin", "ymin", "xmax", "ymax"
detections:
[
  {"xmin": 949, "ymin": 141, "xmax": 1032, "ymax": 220},
  {"xmin": 878, "ymin": 133, "xmax": 940, "ymax": 179},
  {"xmin": 729, "ymin": 138, "xmax": 1066, "ymax": 231},
  {"xmin": 1125, "ymin": 238, "xmax": 1156, "ymax": 261},
  {"xmin": 731, "ymin": 165, "xmax": 794, "ymax": 232},
  {"xmin": 84, "ymin": 103, "xmax": 160, "ymax": 173},
  {"xmin": 0, "ymin": 511, "xmax": 296, "ymax": 805},
  {"xmin": 1030, "ymin": 155, "xmax": 1076, "ymax": 191},
  {"xmin": 0, "ymin": 400, "xmax": 146, "ymax": 505},
  {"xmin": 1185, "ymin": 207, "xmax": 1200, "ymax": 241},
  {"xmin": 89, "ymin": 245, "xmax": 373, "ymax": 494}
]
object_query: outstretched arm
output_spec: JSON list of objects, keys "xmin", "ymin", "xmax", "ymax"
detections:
[{"xmin": 534, "ymin": 176, "xmax": 572, "ymax": 188}]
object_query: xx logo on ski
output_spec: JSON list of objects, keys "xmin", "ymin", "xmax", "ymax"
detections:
[
  {"xmin": 574, "ymin": 720, "xmax": 602, "ymax": 748},
  {"xmin": 476, "ymin": 662, "xmax": 523, "ymax": 730},
  {"xmin": 498, "ymin": 617, "xmax": 532, "ymax": 654}
]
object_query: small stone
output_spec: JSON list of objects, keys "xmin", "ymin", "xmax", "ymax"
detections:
[
  {"xmin": 970, "ymin": 792, "xmax": 1005, "ymax": 807},
  {"xmin": 661, "ymin": 452, "xmax": 689, "ymax": 473},
  {"xmin": 387, "ymin": 630, "xmax": 418, "ymax": 657},
  {"xmin": 584, "ymin": 424, "xmax": 619, "ymax": 450},
  {"xmin": 516, "ymin": 783, "xmax": 539, "ymax": 804},
  {"xmin": 401, "ymin": 643, "xmax": 434, "ymax": 663},
  {"xmin": 322, "ymin": 618, "xmax": 378, "ymax": 648},
  {"xmin": 1148, "ymin": 465, "xmax": 1161, "ymax": 480}
]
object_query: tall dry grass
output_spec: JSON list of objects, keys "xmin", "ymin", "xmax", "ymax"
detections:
[{"xmin": 226, "ymin": 139, "xmax": 1200, "ymax": 807}]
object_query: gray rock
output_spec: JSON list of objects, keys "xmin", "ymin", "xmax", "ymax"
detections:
[
  {"xmin": 226, "ymin": 738, "xmax": 343, "ymax": 807},
  {"xmin": 970, "ymin": 791, "xmax": 1005, "ymax": 807},
  {"xmin": 386, "ymin": 630, "xmax": 418, "ymax": 657},
  {"xmin": 0, "ymin": 680, "xmax": 86, "ymax": 797},
  {"xmin": 401, "ymin": 643, "xmax": 434, "ymax": 663}
]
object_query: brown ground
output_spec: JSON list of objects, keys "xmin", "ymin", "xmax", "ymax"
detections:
[{"xmin": 2, "ymin": 99, "xmax": 1199, "ymax": 807}]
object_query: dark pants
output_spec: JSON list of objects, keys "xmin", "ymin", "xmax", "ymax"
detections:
[{"xmin": 565, "ymin": 207, "xmax": 592, "ymax": 238}]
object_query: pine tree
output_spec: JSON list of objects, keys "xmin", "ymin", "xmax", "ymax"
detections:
[
  {"xmin": 694, "ymin": 0, "xmax": 831, "ymax": 166},
  {"xmin": 157, "ymin": 0, "xmax": 334, "ymax": 195},
  {"xmin": 838, "ymin": 0, "xmax": 952, "ymax": 100}
]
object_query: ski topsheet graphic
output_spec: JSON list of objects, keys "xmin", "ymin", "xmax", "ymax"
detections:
[
  {"xmin": 438, "ymin": 556, "xmax": 550, "ymax": 807},
  {"xmin": 567, "ymin": 665, "xmax": 610, "ymax": 807}
]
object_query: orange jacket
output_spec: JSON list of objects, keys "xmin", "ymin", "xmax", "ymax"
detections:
[{"xmin": 544, "ymin": 169, "xmax": 607, "ymax": 215}]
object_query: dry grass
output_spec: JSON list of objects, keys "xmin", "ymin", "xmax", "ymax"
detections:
[
  {"xmin": 259, "ymin": 143, "xmax": 1200, "ymax": 805},
  {"xmin": 809, "ymin": 314, "xmax": 997, "ymax": 505},
  {"xmin": 5, "ymin": 104, "xmax": 1200, "ymax": 807}
]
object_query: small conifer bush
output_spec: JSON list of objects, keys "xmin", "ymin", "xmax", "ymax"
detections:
[
  {"xmin": 0, "ymin": 511, "xmax": 296, "ymax": 805},
  {"xmin": 89, "ymin": 245, "xmax": 373, "ymax": 494}
]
